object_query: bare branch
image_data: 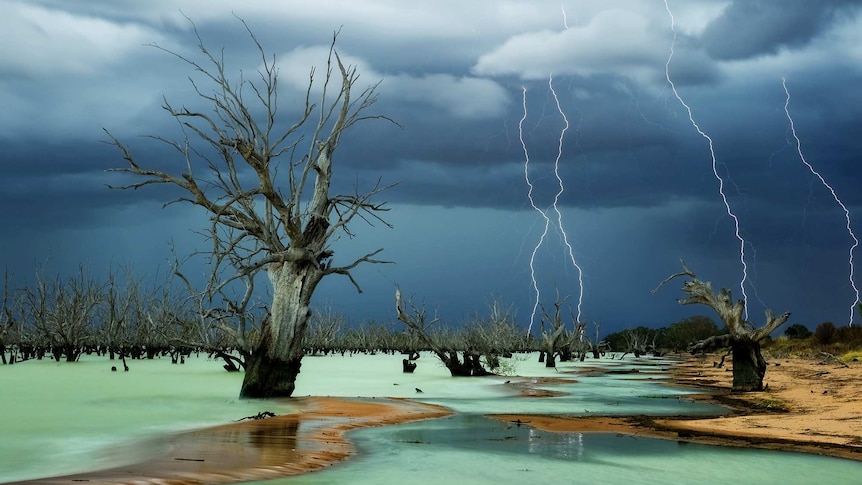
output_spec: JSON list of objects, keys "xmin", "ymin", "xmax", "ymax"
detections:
[{"xmin": 651, "ymin": 258, "xmax": 695, "ymax": 294}]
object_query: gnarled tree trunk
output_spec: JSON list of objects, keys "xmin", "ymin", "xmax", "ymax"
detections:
[
  {"xmin": 731, "ymin": 337, "xmax": 767, "ymax": 392},
  {"xmin": 240, "ymin": 262, "xmax": 323, "ymax": 398},
  {"xmin": 655, "ymin": 260, "xmax": 790, "ymax": 392}
]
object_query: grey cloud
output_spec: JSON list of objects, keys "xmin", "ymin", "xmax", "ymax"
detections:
[{"xmin": 700, "ymin": 0, "xmax": 862, "ymax": 60}]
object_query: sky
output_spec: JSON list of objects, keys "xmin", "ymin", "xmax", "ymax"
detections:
[{"xmin": 2, "ymin": 0, "xmax": 862, "ymax": 334}]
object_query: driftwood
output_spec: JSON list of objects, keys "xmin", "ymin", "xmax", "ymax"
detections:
[
  {"xmin": 819, "ymin": 352, "xmax": 850, "ymax": 368},
  {"xmin": 236, "ymin": 411, "xmax": 276, "ymax": 421}
]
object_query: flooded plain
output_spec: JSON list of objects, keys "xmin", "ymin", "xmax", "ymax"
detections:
[{"xmin": 1, "ymin": 352, "xmax": 861, "ymax": 484}]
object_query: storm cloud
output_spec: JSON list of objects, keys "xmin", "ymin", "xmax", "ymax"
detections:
[{"xmin": 2, "ymin": 1, "xmax": 861, "ymax": 332}]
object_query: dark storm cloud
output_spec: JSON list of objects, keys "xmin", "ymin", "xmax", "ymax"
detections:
[
  {"xmin": 2, "ymin": 1, "xmax": 862, "ymax": 330},
  {"xmin": 700, "ymin": 0, "xmax": 862, "ymax": 60}
]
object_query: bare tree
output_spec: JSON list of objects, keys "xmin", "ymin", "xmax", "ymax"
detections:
[
  {"xmin": 172, "ymin": 257, "xmax": 267, "ymax": 371},
  {"xmin": 0, "ymin": 271, "xmax": 12, "ymax": 364},
  {"xmin": 97, "ymin": 266, "xmax": 138, "ymax": 360},
  {"xmin": 537, "ymin": 295, "xmax": 573, "ymax": 367},
  {"xmin": 462, "ymin": 297, "xmax": 522, "ymax": 370},
  {"xmin": 304, "ymin": 304, "xmax": 346, "ymax": 355},
  {"xmin": 619, "ymin": 327, "xmax": 658, "ymax": 358},
  {"xmin": 584, "ymin": 321, "xmax": 607, "ymax": 358},
  {"xmin": 106, "ymin": 20, "xmax": 394, "ymax": 397},
  {"xmin": 395, "ymin": 289, "xmax": 492, "ymax": 376},
  {"xmin": 654, "ymin": 260, "xmax": 790, "ymax": 391},
  {"xmin": 23, "ymin": 267, "xmax": 102, "ymax": 362}
]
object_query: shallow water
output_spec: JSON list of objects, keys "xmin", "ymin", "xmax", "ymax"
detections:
[
  {"xmin": 2, "ymin": 352, "xmax": 861, "ymax": 484},
  {"xmin": 0, "ymin": 355, "xmax": 294, "ymax": 483},
  {"xmin": 271, "ymin": 415, "xmax": 862, "ymax": 484}
]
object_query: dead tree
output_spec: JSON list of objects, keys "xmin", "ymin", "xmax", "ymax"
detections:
[
  {"xmin": 459, "ymin": 297, "xmax": 521, "ymax": 371},
  {"xmin": 537, "ymin": 295, "xmax": 573, "ymax": 367},
  {"xmin": 653, "ymin": 260, "xmax": 790, "ymax": 391},
  {"xmin": 395, "ymin": 289, "xmax": 491, "ymax": 376},
  {"xmin": 106, "ymin": 19, "xmax": 395, "ymax": 398},
  {"xmin": 585, "ymin": 322, "xmax": 606, "ymax": 358},
  {"xmin": 171, "ymin": 257, "xmax": 265, "ymax": 372},
  {"xmin": 619, "ymin": 327, "xmax": 658, "ymax": 358},
  {"xmin": 23, "ymin": 267, "xmax": 102, "ymax": 362},
  {"xmin": 304, "ymin": 304, "xmax": 346, "ymax": 355},
  {"xmin": 0, "ymin": 271, "xmax": 12, "ymax": 364},
  {"xmin": 97, "ymin": 266, "xmax": 139, "ymax": 361}
]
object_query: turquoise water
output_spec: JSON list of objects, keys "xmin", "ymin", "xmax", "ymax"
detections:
[
  {"xmin": 273, "ymin": 415, "xmax": 862, "ymax": 484},
  {"xmin": 2, "ymin": 353, "xmax": 861, "ymax": 484}
]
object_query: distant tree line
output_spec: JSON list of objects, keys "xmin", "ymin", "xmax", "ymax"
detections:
[
  {"xmin": 765, "ymin": 320, "xmax": 862, "ymax": 358},
  {"xmin": 601, "ymin": 315, "xmax": 724, "ymax": 357},
  {"xmin": 11, "ymin": 266, "xmax": 856, "ymax": 372}
]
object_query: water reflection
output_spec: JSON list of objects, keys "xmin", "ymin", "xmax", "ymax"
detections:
[{"xmin": 274, "ymin": 415, "xmax": 862, "ymax": 484}]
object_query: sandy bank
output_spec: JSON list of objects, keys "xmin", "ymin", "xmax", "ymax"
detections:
[
  {"xmin": 21, "ymin": 397, "xmax": 452, "ymax": 484},
  {"xmin": 490, "ymin": 355, "xmax": 862, "ymax": 461}
]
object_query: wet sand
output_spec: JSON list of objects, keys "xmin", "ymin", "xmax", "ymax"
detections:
[
  {"xmin": 19, "ymin": 397, "xmax": 452, "ymax": 484},
  {"xmin": 490, "ymin": 354, "xmax": 862, "ymax": 461}
]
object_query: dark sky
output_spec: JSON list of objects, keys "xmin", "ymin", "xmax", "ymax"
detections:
[{"xmin": 2, "ymin": 0, "xmax": 861, "ymax": 333}]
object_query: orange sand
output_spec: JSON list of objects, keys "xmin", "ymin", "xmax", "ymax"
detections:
[{"xmin": 491, "ymin": 355, "xmax": 862, "ymax": 461}]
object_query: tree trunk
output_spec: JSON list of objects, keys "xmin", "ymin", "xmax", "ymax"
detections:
[
  {"xmin": 241, "ymin": 351, "xmax": 302, "ymax": 398},
  {"xmin": 660, "ymin": 261, "xmax": 790, "ymax": 393},
  {"xmin": 239, "ymin": 262, "xmax": 322, "ymax": 398},
  {"xmin": 441, "ymin": 351, "xmax": 491, "ymax": 377},
  {"xmin": 730, "ymin": 338, "xmax": 767, "ymax": 392}
]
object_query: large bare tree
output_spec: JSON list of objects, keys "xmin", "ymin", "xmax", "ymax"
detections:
[
  {"xmin": 107, "ymin": 20, "xmax": 394, "ymax": 397},
  {"xmin": 654, "ymin": 260, "xmax": 790, "ymax": 391}
]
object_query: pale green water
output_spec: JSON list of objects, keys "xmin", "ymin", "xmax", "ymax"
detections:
[
  {"xmin": 2, "ymin": 353, "xmax": 861, "ymax": 484},
  {"xmin": 272, "ymin": 415, "xmax": 862, "ymax": 484},
  {"xmin": 0, "ymin": 355, "xmax": 293, "ymax": 483}
]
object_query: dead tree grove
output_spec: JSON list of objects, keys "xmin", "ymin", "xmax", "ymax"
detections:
[
  {"xmin": 395, "ymin": 289, "xmax": 492, "ymax": 376},
  {"xmin": 107, "ymin": 21, "xmax": 394, "ymax": 398},
  {"xmin": 654, "ymin": 260, "xmax": 790, "ymax": 391}
]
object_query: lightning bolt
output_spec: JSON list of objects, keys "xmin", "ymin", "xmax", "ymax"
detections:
[
  {"xmin": 520, "ymin": 77, "xmax": 585, "ymax": 334},
  {"xmin": 663, "ymin": 0, "xmax": 750, "ymax": 318},
  {"xmin": 549, "ymin": 75, "xmax": 584, "ymax": 324},
  {"xmin": 561, "ymin": 6, "xmax": 570, "ymax": 29},
  {"xmin": 520, "ymin": 86, "xmax": 552, "ymax": 334},
  {"xmin": 783, "ymin": 77, "xmax": 860, "ymax": 325}
]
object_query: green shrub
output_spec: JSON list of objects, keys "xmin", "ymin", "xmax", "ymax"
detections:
[
  {"xmin": 784, "ymin": 323, "xmax": 812, "ymax": 340},
  {"xmin": 814, "ymin": 321, "xmax": 838, "ymax": 345},
  {"xmin": 840, "ymin": 350, "xmax": 862, "ymax": 363},
  {"xmin": 836, "ymin": 325, "xmax": 862, "ymax": 347}
]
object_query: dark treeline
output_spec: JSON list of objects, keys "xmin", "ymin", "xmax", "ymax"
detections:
[
  {"xmin": 602, "ymin": 315, "xmax": 724, "ymax": 357},
  {"xmin": 1, "ymin": 266, "xmax": 763, "ymax": 371},
  {"xmin": 0, "ymin": 266, "xmax": 220, "ymax": 367}
]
